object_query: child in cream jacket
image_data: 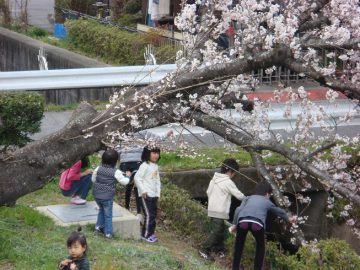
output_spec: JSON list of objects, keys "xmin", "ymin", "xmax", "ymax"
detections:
[{"xmin": 199, "ymin": 158, "xmax": 245, "ymax": 260}]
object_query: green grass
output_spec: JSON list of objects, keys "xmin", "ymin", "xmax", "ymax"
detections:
[
  {"xmin": 0, "ymin": 156, "xmax": 223, "ymax": 270},
  {"xmin": 158, "ymin": 147, "xmax": 288, "ymax": 171},
  {"xmin": 45, "ymin": 101, "xmax": 108, "ymax": 112},
  {"xmin": 0, "ymin": 204, "xmax": 222, "ymax": 270}
]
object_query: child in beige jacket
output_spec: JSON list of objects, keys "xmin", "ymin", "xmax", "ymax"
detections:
[{"xmin": 199, "ymin": 158, "xmax": 245, "ymax": 260}]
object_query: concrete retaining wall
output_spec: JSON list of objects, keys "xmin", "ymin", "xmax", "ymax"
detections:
[
  {"xmin": 0, "ymin": 27, "xmax": 108, "ymax": 71},
  {"xmin": 0, "ymin": 27, "xmax": 116, "ymax": 104},
  {"xmin": 163, "ymin": 167, "xmax": 324, "ymax": 198}
]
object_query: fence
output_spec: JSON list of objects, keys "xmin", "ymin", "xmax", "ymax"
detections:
[{"xmin": 251, "ymin": 66, "xmax": 310, "ymax": 86}]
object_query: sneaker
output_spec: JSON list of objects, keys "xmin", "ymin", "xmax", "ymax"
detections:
[
  {"xmin": 71, "ymin": 196, "xmax": 86, "ymax": 205},
  {"xmin": 142, "ymin": 236, "xmax": 157, "ymax": 243},
  {"xmin": 149, "ymin": 234, "xmax": 158, "ymax": 242},
  {"xmin": 215, "ymin": 248, "xmax": 227, "ymax": 258},
  {"xmin": 218, "ymin": 251, "xmax": 226, "ymax": 258},
  {"xmin": 136, "ymin": 213, "xmax": 144, "ymax": 225},
  {"xmin": 105, "ymin": 234, "xmax": 113, "ymax": 239},
  {"xmin": 199, "ymin": 250, "xmax": 214, "ymax": 261},
  {"xmin": 95, "ymin": 226, "xmax": 104, "ymax": 235}
]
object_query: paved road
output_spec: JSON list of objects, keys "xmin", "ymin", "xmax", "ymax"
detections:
[
  {"xmin": 30, "ymin": 111, "xmax": 226, "ymax": 148},
  {"xmin": 31, "ymin": 100, "xmax": 360, "ymax": 146}
]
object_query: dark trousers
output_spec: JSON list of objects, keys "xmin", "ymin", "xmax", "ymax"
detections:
[
  {"xmin": 232, "ymin": 222, "xmax": 265, "ymax": 270},
  {"xmin": 141, "ymin": 196, "xmax": 158, "ymax": 238},
  {"xmin": 61, "ymin": 174, "xmax": 92, "ymax": 199},
  {"xmin": 120, "ymin": 161, "xmax": 142, "ymax": 214},
  {"xmin": 202, "ymin": 217, "xmax": 225, "ymax": 252}
]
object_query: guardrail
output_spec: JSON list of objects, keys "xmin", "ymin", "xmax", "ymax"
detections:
[{"xmin": 0, "ymin": 64, "xmax": 177, "ymax": 91}]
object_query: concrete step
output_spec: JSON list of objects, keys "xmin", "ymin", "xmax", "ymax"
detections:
[{"xmin": 36, "ymin": 201, "xmax": 140, "ymax": 239}]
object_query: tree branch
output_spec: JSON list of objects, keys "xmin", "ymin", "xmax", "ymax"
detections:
[
  {"xmin": 297, "ymin": 0, "xmax": 330, "ymax": 26},
  {"xmin": 192, "ymin": 111, "xmax": 360, "ymax": 206},
  {"xmin": 90, "ymin": 47, "xmax": 287, "ymax": 130},
  {"xmin": 284, "ymin": 58, "xmax": 360, "ymax": 100},
  {"xmin": 297, "ymin": 16, "xmax": 330, "ymax": 33},
  {"xmin": 303, "ymin": 142, "xmax": 337, "ymax": 161},
  {"xmin": 301, "ymin": 38, "xmax": 360, "ymax": 50},
  {"xmin": 252, "ymin": 142, "xmax": 360, "ymax": 206}
]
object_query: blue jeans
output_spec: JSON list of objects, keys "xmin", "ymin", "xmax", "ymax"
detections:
[
  {"xmin": 95, "ymin": 199, "xmax": 113, "ymax": 236},
  {"xmin": 61, "ymin": 174, "xmax": 92, "ymax": 199}
]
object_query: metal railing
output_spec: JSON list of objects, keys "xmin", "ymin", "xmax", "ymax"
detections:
[{"xmin": 0, "ymin": 64, "xmax": 177, "ymax": 91}]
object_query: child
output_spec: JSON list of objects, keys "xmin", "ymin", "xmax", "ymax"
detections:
[
  {"xmin": 59, "ymin": 157, "xmax": 93, "ymax": 205},
  {"xmin": 59, "ymin": 228, "xmax": 90, "ymax": 270},
  {"xmin": 92, "ymin": 149, "xmax": 130, "ymax": 238},
  {"xmin": 199, "ymin": 158, "xmax": 245, "ymax": 260},
  {"xmin": 230, "ymin": 182, "xmax": 297, "ymax": 270},
  {"xmin": 117, "ymin": 130, "xmax": 172, "ymax": 219},
  {"xmin": 134, "ymin": 146, "xmax": 161, "ymax": 243}
]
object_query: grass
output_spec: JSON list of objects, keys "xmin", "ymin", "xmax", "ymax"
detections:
[
  {"xmin": 45, "ymin": 101, "xmax": 108, "ymax": 112},
  {"xmin": 0, "ymin": 204, "xmax": 222, "ymax": 270},
  {"xmin": 0, "ymin": 166, "xmax": 224, "ymax": 270},
  {"xmin": 158, "ymin": 147, "xmax": 288, "ymax": 171}
]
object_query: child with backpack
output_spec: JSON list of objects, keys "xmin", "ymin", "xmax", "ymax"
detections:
[{"xmin": 92, "ymin": 149, "xmax": 131, "ymax": 238}]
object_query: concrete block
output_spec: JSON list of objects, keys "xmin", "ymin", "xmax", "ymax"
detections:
[{"xmin": 36, "ymin": 201, "xmax": 140, "ymax": 239}]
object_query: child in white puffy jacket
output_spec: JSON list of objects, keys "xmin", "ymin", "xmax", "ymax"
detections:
[{"xmin": 199, "ymin": 158, "xmax": 245, "ymax": 260}]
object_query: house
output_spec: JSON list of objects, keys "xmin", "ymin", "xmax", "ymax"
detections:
[{"xmin": 141, "ymin": 0, "xmax": 183, "ymax": 27}]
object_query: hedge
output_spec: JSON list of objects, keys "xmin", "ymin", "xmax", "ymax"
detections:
[
  {"xmin": 0, "ymin": 92, "xmax": 44, "ymax": 149},
  {"xmin": 65, "ymin": 19, "xmax": 178, "ymax": 65}
]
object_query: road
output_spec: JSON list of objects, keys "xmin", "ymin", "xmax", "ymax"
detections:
[{"xmin": 31, "ymin": 99, "xmax": 360, "ymax": 148}]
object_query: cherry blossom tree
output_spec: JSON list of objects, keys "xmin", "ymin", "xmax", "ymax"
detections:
[{"xmin": 1, "ymin": 0, "xmax": 360, "ymax": 245}]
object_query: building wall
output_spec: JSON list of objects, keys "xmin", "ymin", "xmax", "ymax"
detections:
[{"xmin": 9, "ymin": 0, "xmax": 55, "ymax": 32}]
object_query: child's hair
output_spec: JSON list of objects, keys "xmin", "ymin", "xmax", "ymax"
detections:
[
  {"xmin": 254, "ymin": 182, "xmax": 273, "ymax": 196},
  {"xmin": 81, "ymin": 156, "xmax": 90, "ymax": 169},
  {"xmin": 220, "ymin": 158, "xmax": 239, "ymax": 174},
  {"xmin": 101, "ymin": 149, "xmax": 119, "ymax": 167},
  {"xmin": 141, "ymin": 146, "xmax": 161, "ymax": 163},
  {"xmin": 67, "ymin": 227, "xmax": 87, "ymax": 254}
]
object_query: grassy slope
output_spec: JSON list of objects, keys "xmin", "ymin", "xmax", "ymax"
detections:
[
  {"xmin": 158, "ymin": 147, "xmax": 287, "ymax": 171},
  {"xmin": 0, "ymin": 180, "xmax": 223, "ymax": 270}
]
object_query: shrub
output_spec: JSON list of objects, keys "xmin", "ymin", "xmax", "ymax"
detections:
[
  {"xmin": 65, "ymin": 19, "xmax": 145, "ymax": 65},
  {"xmin": 123, "ymin": 0, "xmax": 142, "ymax": 14},
  {"xmin": 160, "ymin": 179, "xmax": 212, "ymax": 244},
  {"xmin": 65, "ymin": 19, "xmax": 178, "ymax": 65},
  {"xmin": 27, "ymin": 26, "xmax": 48, "ymax": 38},
  {"xmin": 267, "ymin": 239, "xmax": 360, "ymax": 269},
  {"xmin": 116, "ymin": 13, "xmax": 142, "ymax": 28},
  {"xmin": 0, "ymin": 92, "xmax": 44, "ymax": 149},
  {"xmin": 226, "ymin": 231, "xmax": 360, "ymax": 269}
]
